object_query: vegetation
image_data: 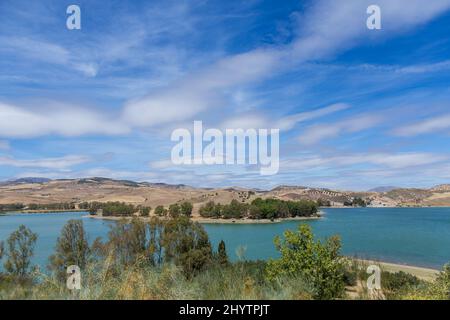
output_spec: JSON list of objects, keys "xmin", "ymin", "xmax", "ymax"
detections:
[
  {"xmin": 0, "ymin": 203, "xmax": 26, "ymax": 212},
  {"xmin": 216, "ymin": 240, "xmax": 229, "ymax": 266},
  {"xmin": 154, "ymin": 205, "xmax": 168, "ymax": 217},
  {"xmin": 2, "ymin": 225, "xmax": 38, "ymax": 278},
  {"xmin": 266, "ymin": 225, "xmax": 345, "ymax": 299},
  {"xmin": 344, "ymin": 197, "xmax": 368, "ymax": 207},
  {"xmin": 48, "ymin": 220, "xmax": 91, "ymax": 280},
  {"xmin": 27, "ymin": 203, "xmax": 76, "ymax": 211},
  {"xmin": 199, "ymin": 198, "xmax": 318, "ymax": 220}
]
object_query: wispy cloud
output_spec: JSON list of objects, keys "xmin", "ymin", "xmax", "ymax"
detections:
[
  {"xmin": 0, "ymin": 102, "xmax": 129, "ymax": 138},
  {"xmin": 0, "ymin": 155, "xmax": 91, "ymax": 170},
  {"xmin": 299, "ymin": 114, "xmax": 382, "ymax": 145},
  {"xmin": 394, "ymin": 114, "xmax": 450, "ymax": 136}
]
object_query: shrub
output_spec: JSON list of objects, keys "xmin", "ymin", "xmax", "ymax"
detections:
[
  {"xmin": 154, "ymin": 205, "xmax": 167, "ymax": 217},
  {"xmin": 265, "ymin": 224, "xmax": 345, "ymax": 300}
]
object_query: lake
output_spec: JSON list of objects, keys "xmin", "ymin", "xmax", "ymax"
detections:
[{"xmin": 0, "ymin": 207, "xmax": 449, "ymax": 270}]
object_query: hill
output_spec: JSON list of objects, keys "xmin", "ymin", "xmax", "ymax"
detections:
[{"xmin": 1, "ymin": 178, "xmax": 450, "ymax": 214}]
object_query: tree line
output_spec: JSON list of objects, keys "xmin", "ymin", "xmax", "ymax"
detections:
[{"xmin": 199, "ymin": 198, "xmax": 319, "ymax": 220}]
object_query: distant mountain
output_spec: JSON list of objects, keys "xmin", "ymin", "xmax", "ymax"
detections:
[
  {"xmin": 5, "ymin": 177, "xmax": 51, "ymax": 185},
  {"xmin": 430, "ymin": 184, "xmax": 450, "ymax": 192},
  {"xmin": 368, "ymin": 186, "xmax": 398, "ymax": 193}
]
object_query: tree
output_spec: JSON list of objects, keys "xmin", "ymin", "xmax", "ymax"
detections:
[
  {"xmin": 180, "ymin": 202, "xmax": 193, "ymax": 217},
  {"xmin": 141, "ymin": 207, "xmax": 151, "ymax": 217},
  {"xmin": 4, "ymin": 225, "xmax": 38, "ymax": 277},
  {"xmin": 154, "ymin": 205, "xmax": 167, "ymax": 217},
  {"xmin": 0, "ymin": 240, "xmax": 4, "ymax": 261},
  {"xmin": 265, "ymin": 224, "xmax": 345, "ymax": 300},
  {"xmin": 217, "ymin": 240, "xmax": 229, "ymax": 266},
  {"xmin": 148, "ymin": 217, "xmax": 165, "ymax": 266},
  {"xmin": 107, "ymin": 218, "xmax": 151, "ymax": 267},
  {"xmin": 169, "ymin": 204, "xmax": 181, "ymax": 218},
  {"xmin": 48, "ymin": 220, "xmax": 91, "ymax": 280},
  {"xmin": 163, "ymin": 216, "xmax": 212, "ymax": 277}
]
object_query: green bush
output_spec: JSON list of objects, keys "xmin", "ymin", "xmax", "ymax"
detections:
[{"xmin": 265, "ymin": 224, "xmax": 345, "ymax": 300}]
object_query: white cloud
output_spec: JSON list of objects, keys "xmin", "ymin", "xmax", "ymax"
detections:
[
  {"xmin": 0, "ymin": 155, "xmax": 91, "ymax": 169},
  {"xmin": 281, "ymin": 152, "xmax": 447, "ymax": 171},
  {"xmin": 122, "ymin": 0, "xmax": 450, "ymax": 128},
  {"xmin": 0, "ymin": 102, "xmax": 129, "ymax": 138},
  {"xmin": 394, "ymin": 114, "xmax": 450, "ymax": 136},
  {"xmin": 299, "ymin": 114, "xmax": 382, "ymax": 145},
  {"xmin": 219, "ymin": 103, "xmax": 349, "ymax": 131}
]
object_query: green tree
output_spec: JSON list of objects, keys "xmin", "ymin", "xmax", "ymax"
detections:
[
  {"xmin": 48, "ymin": 220, "xmax": 91, "ymax": 280},
  {"xmin": 154, "ymin": 205, "xmax": 167, "ymax": 217},
  {"xmin": 180, "ymin": 202, "xmax": 193, "ymax": 217},
  {"xmin": 217, "ymin": 240, "xmax": 229, "ymax": 266},
  {"xmin": 4, "ymin": 225, "xmax": 38, "ymax": 277},
  {"xmin": 163, "ymin": 216, "xmax": 212, "ymax": 277},
  {"xmin": 107, "ymin": 218, "xmax": 151, "ymax": 267},
  {"xmin": 266, "ymin": 224, "xmax": 345, "ymax": 300},
  {"xmin": 169, "ymin": 203, "xmax": 181, "ymax": 218},
  {"xmin": 141, "ymin": 207, "xmax": 151, "ymax": 217}
]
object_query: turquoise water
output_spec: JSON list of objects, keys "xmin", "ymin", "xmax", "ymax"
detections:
[{"xmin": 0, "ymin": 208, "xmax": 449, "ymax": 270}]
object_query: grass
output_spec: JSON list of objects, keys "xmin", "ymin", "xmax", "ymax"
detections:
[{"xmin": 1, "ymin": 258, "xmax": 448, "ymax": 300}]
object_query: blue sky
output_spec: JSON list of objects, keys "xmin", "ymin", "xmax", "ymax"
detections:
[{"xmin": 1, "ymin": 0, "xmax": 450, "ymax": 190}]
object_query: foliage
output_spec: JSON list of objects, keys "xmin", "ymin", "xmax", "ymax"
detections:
[
  {"xmin": 169, "ymin": 204, "xmax": 181, "ymax": 218},
  {"xmin": 0, "ymin": 241, "xmax": 4, "ymax": 261},
  {"xmin": 3, "ymin": 225, "xmax": 38, "ymax": 277},
  {"xmin": 102, "ymin": 202, "xmax": 136, "ymax": 216},
  {"xmin": 426, "ymin": 264, "xmax": 450, "ymax": 299},
  {"xmin": 265, "ymin": 224, "xmax": 345, "ymax": 300},
  {"xmin": 154, "ymin": 205, "xmax": 167, "ymax": 217},
  {"xmin": 216, "ymin": 240, "xmax": 229, "ymax": 266},
  {"xmin": 140, "ymin": 207, "xmax": 151, "ymax": 217},
  {"xmin": 163, "ymin": 216, "xmax": 212, "ymax": 277},
  {"xmin": 199, "ymin": 198, "xmax": 318, "ymax": 220},
  {"xmin": 180, "ymin": 202, "xmax": 193, "ymax": 217},
  {"xmin": 199, "ymin": 201, "xmax": 221, "ymax": 218},
  {"xmin": 48, "ymin": 220, "xmax": 91, "ymax": 280},
  {"xmin": 27, "ymin": 203, "xmax": 76, "ymax": 211},
  {"xmin": 0, "ymin": 203, "xmax": 26, "ymax": 212},
  {"xmin": 352, "ymin": 197, "xmax": 367, "ymax": 207}
]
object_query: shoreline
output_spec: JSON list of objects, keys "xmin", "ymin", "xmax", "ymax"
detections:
[
  {"xmin": 353, "ymin": 258, "xmax": 440, "ymax": 281},
  {"xmin": 1, "ymin": 209, "xmax": 86, "ymax": 214},
  {"xmin": 84, "ymin": 212, "xmax": 324, "ymax": 224}
]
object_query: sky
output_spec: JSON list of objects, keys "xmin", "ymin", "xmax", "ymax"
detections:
[{"xmin": 1, "ymin": 0, "xmax": 450, "ymax": 190}]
